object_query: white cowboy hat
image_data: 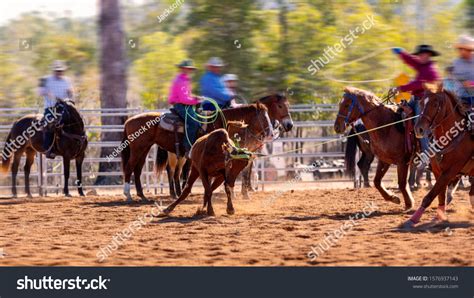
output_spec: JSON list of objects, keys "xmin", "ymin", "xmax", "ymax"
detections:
[
  {"xmin": 51, "ymin": 60, "xmax": 67, "ymax": 71},
  {"xmin": 454, "ymin": 35, "xmax": 474, "ymax": 50},
  {"xmin": 206, "ymin": 57, "xmax": 225, "ymax": 67},
  {"xmin": 222, "ymin": 74, "xmax": 238, "ymax": 82}
]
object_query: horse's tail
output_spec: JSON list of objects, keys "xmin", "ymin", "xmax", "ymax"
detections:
[
  {"xmin": 154, "ymin": 146, "xmax": 168, "ymax": 177},
  {"xmin": 1, "ymin": 132, "xmax": 13, "ymax": 173},
  {"xmin": 120, "ymin": 133, "xmax": 130, "ymax": 172},
  {"xmin": 344, "ymin": 127, "xmax": 358, "ymax": 178}
]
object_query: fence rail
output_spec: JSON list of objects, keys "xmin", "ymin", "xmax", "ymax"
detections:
[{"xmin": 0, "ymin": 104, "xmax": 382, "ymax": 196}]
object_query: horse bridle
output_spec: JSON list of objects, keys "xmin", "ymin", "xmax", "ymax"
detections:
[
  {"xmin": 336, "ymin": 93, "xmax": 380, "ymax": 125},
  {"xmin": 418, "ymin": 93, "xmax": 444, "ymax": 129}
]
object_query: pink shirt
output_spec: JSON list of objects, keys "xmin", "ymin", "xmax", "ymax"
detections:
[{"xmin": 168, "ymin": 73, "xmax": 199, "ymax": 105}]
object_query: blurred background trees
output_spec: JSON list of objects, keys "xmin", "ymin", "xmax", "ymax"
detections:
[{"xmin": 0, "ymin": 0, "xmax": 469, "ymax": 108}]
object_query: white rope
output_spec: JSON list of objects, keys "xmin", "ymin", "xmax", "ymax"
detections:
[
  {"xmin": 319, "ymin": 47, "xmax": 400, "ymax": 83},
  {"xmin": 258, "ymin": 114, "xmax": 420, "ymax": 160}
]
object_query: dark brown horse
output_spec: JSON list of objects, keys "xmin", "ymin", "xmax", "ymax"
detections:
[
  {"xmin": 160, "ymin": 93, "xmax": 293, "ymax": 200},
  {"xmin": 121, "ymin": 102, "xmax": 274, "ymax": 202},
  {"xmin": 334, "ymin": 87, "xmax": 415, "ymax": 210},
  {"xmin": 161, "ymin": 117, "xmax": 273, "ymax": 217},
  {"xmin": 404, "ymin": 83, "xmax": 473, "ymax": 227},
  {"xmin": 1, "ymin": 100, "xmax": 87, "ymax": 197}
]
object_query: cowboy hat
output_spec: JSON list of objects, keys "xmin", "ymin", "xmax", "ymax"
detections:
[
  {"xmin": 454, "ymin": 35, "xmax": 474, "ymax": 51},
  {"xmin": 222, "ymin": 74, "xmax": 238, "ymax": 82},
  {"xmin": 51, "ymin": 60, "xmax": 67, "ymax": 71},
  {"xmin": 176, "ymin": 59, "xmax": 197, "ymax": 69},
  {"xmin": 412, "ymin": 44, "xmax": 440, "ymax": 57},
  {"xmin": 206, "ymin": 57, "xmax": 225, "ymax": 67}
]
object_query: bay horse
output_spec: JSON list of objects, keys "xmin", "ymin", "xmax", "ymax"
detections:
[
  {"xmin": 334, "ymin": 87, "xmax": 415, "ymax": 210},
  {"xmin": 404, "ymin": 83, "xmax": 473, "ymax": 227},
  {"xmin": 121, "ymin": 102, "xmax": 274, "ymax": 202},
  {"xmin": 159, "ymin": 93, "xmax": 293, "ymax": 200},
  {"xmin": 1, "ymin": 100, "xmax": 87, "ymax": 197},
  {"xmin": 161, "ymin": 117, "xmax": 273, "ymax": 217}
]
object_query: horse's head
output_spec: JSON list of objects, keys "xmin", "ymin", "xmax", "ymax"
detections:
[
  {"xmin": 334, "ymin": 87, "xmax": 367, "ymax": 134},
  {"xmin": 415, "ymin": 82, "xmax": 448, "ymax": 138},
  {"xmin": 258, "ymin": 93, "xmax": 293, "ymax": 132},
  {"xmin": 52, "ymin": 98, "xmax": 82, "ymax": 130},
  {"xmin": 245, "ymin": 103, "xmax": 275, "ymax": 143}
]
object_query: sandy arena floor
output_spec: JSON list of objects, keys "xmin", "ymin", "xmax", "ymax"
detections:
[{"xmin": 0, "ymin": 187, "xmax": 472, "ymax": 266}]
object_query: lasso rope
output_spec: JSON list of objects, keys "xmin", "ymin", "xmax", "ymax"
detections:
[
  {"xmin": 320, "ymin": 47, "xmax": 401, "ymax": 83},
  {"xmin": 256, "ymin": 114, "xmax": 420, "ymax": 160},
  {"xmin": 184, "ymin": 97, "xmax": 227, "ymax": 148}
]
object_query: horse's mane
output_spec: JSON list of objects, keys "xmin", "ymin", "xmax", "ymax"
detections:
[
  {"xmin": 257, "ymin": 93, "xmax": 286, "ymax": 104},
  {"xmin": 443, "ymin": 89, "xmax": 467, "ymax": 117},
  {"xmin": 224, "ymin": 103, "xmax": 268, "ymax": 114},
  {"xmin": 343, "ymin": 87, "xmax": 381, "ymax": 105}
]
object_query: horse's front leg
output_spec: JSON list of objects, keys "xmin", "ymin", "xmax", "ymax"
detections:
[
  {"xmin": 63, "ymin": 157, "xmax": 71, "ymax": 197},
  {"xmin": 224, "ymin": 178, "xmax": 237, "ymax": 215},
  {"xmin": 396, "ymin": 162, "xmax": 414, "ymax": 211},
  {"xmin": 373, "ymin": 160, "xmax": 400, "ymax": 205},
  {"xmin": 75, "ymin": 153, "xmax": 85, "ymax": 196},
  {"xmin": 469, "ymin": 179, "xmax": 474, "ymax": 208},
  {"xmin": 403, "ymin": 165, "xmax": 464, "ymax": 228}
]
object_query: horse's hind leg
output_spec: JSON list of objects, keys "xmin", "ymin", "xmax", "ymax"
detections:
[
  {"xmin": 224, "ymin": 175, "xmax": 238, "ymax": 215},
  {"xmin": 173, "ymin": 156, "xmax": 187, "ymax": 197},
  {"xmin": 24, "ymin": 148, "xmax": 35, "ymax": 198},
  {"xmin": 75, "ymin": 153, "xmax": 85, "ymax": 196},
  {"xmin": 241, "ymin": 162, "xmax": 253, "ymax": 199},
  {"xmin": 63, "ymin": 157, "xmax": 71, "ymax": 197},
  {"xmin": 134, "ymin": 152, "xmax": 149, "ymax": 201},
  {"xmin": 397, "ymin": 162, "xmax": 414, "ymax": 211},
  {"xmin": 11, "ymin": 152, "xmax": 23, "ymax": 198},
  {"xmin": 358, "ymin": 152, "xmax": 373, "ymax": 188},
  {"xmin": 373, "ymin": 160, "xmax": 400, "ymax": 205},
  {"xmin": 201, "ymin": 173, "xmax": 215, "ymax": 216}
]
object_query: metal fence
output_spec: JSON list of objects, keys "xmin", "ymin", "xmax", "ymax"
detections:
[{"xmin": 0, "ymin": 104, "xmax": 370, "ymax": 196}]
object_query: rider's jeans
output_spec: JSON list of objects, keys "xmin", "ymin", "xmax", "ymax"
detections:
[
  {"xmin": 173, "ymin": 104, "xmax": 200, "ymax": 152},
  {"xmin": 461, "ymin": 96, "xmax": 474, "ymax": 130},
  {"xmin": 408, "ymin": 97, "xmax": 429, "ymax": 153},
  {"xmin": 43, "ymin": 108, "xmax": 56, "ymax": 150}
]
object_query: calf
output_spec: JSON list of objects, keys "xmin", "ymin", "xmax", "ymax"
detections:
[{"xmin": 162, "ymin": 122, "xmax": 255, "ymax": 216}]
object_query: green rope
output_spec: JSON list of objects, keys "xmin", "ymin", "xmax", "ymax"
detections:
[{"xmin": 183, "ymin": 97, "xmax": 227, "ymax": 149}]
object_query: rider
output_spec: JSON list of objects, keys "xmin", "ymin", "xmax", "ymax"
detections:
[
  {"xmin": 38, "ymin": 60, "xmax": 74, "ymax": 159},
  {"xmin": 451, "ymin": 34, "xmax": 474, "ymax": 132},
  {"xmin": 222, "ymin": 73, "xmax": 245, "ymax": 106},
  {"xmin": 200, "ymin": 57, "xmax": 234, "ymax": 111},
  {"xmin": 391, "ymin": 45, "xmax": 441, "ymax": 154},
  {"xmin": 168, "ymin": 59, "xmax": 201, "ymax": 157}
]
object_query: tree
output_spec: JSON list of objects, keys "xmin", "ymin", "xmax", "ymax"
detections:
[{"xmin": 96, "ymin": 0, "xmax": 128, "ymax": 185}]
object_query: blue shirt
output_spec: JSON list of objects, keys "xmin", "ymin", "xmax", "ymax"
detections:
[{"xmin": 200, "ymin": 71, "xmax": 232, "ymax": 110}]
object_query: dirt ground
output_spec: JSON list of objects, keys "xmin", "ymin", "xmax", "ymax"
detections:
[{"xmin": 0, "ymin": 187, "xmax": 472, "ymax": 266}]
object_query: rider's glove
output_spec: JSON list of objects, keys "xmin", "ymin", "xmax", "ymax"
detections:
[
  {"xmin": 389, "ymin": 87, "xmax": 399, "ymax": 95},
  {"xmin": 391, "ymin": 47, "xmax": 403, "ymax": 55}
]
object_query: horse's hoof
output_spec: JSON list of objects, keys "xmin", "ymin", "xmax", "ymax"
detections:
[
  {"xmin": 12, "ymin": 194, "xmax": 17, "ymax": 199},
  {"xmin": 79, "ymin": 192, "xmax": 85, "ymax": 197},
  {"xmin": 157, "ymin": 208, "xmax": 171, "ymax": 217},
  {"xmin": 399, "ymin": 219, "xmax": 416, "ymax": 230},
  {"xmin": 226, "ymin": 207, "xmax": 235, "ymax": 215},
  {"xmin": 64, "ymin": 193, "xmax": 72, "ymax": 198},
  {"xmin": 26, "ymin": 194, "xmax": 33, "ymax": 199},
  {"xmin": 207, "ymin": 210, "xmax": 216, "ymax": 217},
  {"xmin": 194, "ymin": 208, "xmax": 207, "ymax": 216},
  {"xmin": 242, "ymin": 193, "xmax": 250, "ymax": 200},
  {"xmin": 387, "ymin": 195, "xmax": 401, "ymax": 204}
]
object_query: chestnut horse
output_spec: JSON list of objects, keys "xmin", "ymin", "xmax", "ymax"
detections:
[
  {"xmin": 160, "ymin": 93, "xmax": 293, "ymax": 199},
  {"xmin": 121, "ymin": 102, "xmax": 274, "ymax": 202},
  {"xmin": 404, "ymin": 84, "xmax": 474, "ymax": 227},
  {"xmin": 1, "ymin": 100, "xmax": 87, "ymax": 197},
  {"xmin": 161, "ymin": 117, "xmax": 273, "ymax": 217},
  {"xmin": 334, "ymin": 87, "xmax": 414, "ymax": 210}
]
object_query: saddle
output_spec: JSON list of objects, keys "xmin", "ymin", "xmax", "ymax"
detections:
[
  {"xmin": 397, "ymin": 101, "xmax": 417, "ymax": 155},
  {"xmin": 158, "ymin": 108, "xmax": 211, "ymax": 133}
]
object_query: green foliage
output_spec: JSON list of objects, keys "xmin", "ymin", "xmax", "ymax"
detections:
[{"xmin": 0, "ymin": 1, "xmax": 466, "ymax": 109}]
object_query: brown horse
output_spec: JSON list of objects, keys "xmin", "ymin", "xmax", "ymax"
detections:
[
  {"xmin": 121, "ymin": 102, "xmax": 274, "ymax": 202},
  {"xmin": 161, "ymin": 117, "xmax": 273, "ymax": 217},
  {"xmin": 334, "ymin": 87, "xmax": 414, "ymax": 210},
  {"xmin": 404, "ymin": 84, "xmax": 474, "ymax": 227},
  {"xmin": 1, "ymin": 100, "xmax": 87, "ymax": 197},
  {"xmin": 160, "ymin": 93, "xmax": 293, "ymax": 200}
]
